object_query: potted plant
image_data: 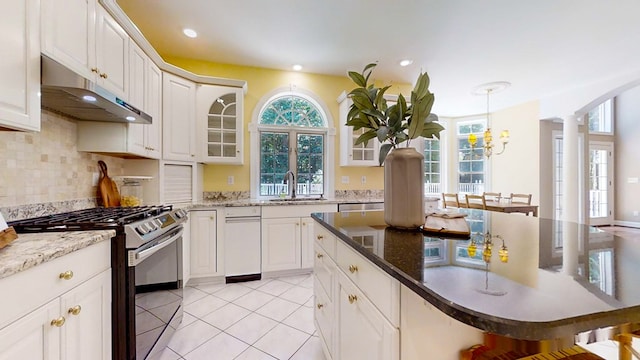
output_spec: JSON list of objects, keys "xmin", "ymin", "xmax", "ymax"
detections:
[{"xmin": 346, "ymin": 63, "xmax": 444, "ymax": 229}]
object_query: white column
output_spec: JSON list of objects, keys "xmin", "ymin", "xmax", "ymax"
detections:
[
  {"xmin": 562, "ymin": 114, "xmax": 579, "ymax": 223},
  {"xmin": 562, "ymin": 114, "xmax": 579, "ymax": 275}
]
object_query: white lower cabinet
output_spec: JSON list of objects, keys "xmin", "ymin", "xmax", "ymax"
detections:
[
  {"xmin": 336, "ymin": 272, "xmax": 399, "ymax": 360},
  {"xmin": 262, "ymin": 204, "xmax": 336, "ymax": 273},
  {"xmin": 0, "ymin": 299, "xmax": 60, "ymax": 360},
  {"xmin": 261, "ymin": 217, "xmax": 302, "ymax": 272},
  {"xmin": 312, "ymin": 221, "xmax": 399, "ymax": 360},
  {"xmin": 190, "ymin": 210, "xmax": 223, "ymax": 279},
  {"xmin": 0, "ymin": 241, "xmax": 112, "ymax": 360}
]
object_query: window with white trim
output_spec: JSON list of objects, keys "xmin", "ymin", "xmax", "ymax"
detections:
[
  {"xmin": 457, "ymin": 120, "xmax": 485, "ymax": 194},
  {"xmin": 587, "ymin": 99, "xmax": 613, "ymax": 134},
  {"xmin": 257, "ymin": 93, "xmax": 328, "ymax": 197},
  {"xmin": 423, "ymin": 138, "xmax": 441, "ymax": 195}
]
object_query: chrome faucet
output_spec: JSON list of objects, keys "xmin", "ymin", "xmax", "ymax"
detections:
[{"xmin": 283, "ymin": 170, "xmax": 296, "ymax": 199}]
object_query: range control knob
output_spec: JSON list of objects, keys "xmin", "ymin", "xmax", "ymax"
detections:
[
  {"xmin": 136, "ymin": 225, "xmax": 148, "ymax": 236},
  {"xmin": 146, "ymin": 222, "xmax": 158, "ymax": 231}
]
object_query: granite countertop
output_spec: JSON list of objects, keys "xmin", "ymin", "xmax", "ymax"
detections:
[
  {"xmin": 0, "ymin": 230, "xmax": 114, "ymax": 280},
  {"xmin": 312, "ymin": 209, "xmax": 640, "ymax": 341},
  {"xmin": 192, "ymin": 197, "xmax": 385, "ymax": 208}
]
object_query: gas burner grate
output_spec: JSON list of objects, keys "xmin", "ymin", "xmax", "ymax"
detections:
[{"xmin": 9, "ymin": 205, "xmax": 173, "ymax": 232}]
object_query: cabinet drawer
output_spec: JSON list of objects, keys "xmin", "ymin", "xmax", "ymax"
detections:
[
  {"xmin": 225, "ymin": 206, "xmax": 260, "ymax": 217},
  {"xmin": 314, "ymin": 224, "xmax": 336, "ymax": 259},
  {"xmin": 336, "ymin": 240, "xmax": 399, "ymax": 326},
  {"xmin": 314, "ymin": 244, "xmax": 335, "ymax": 301},
  {"xmin": 0, "ymin": 241, "xmax": 111, "ymax": 328},
  {"xmin": 314, "ymin": 277, "xmax": 333, "ymax": 356}
]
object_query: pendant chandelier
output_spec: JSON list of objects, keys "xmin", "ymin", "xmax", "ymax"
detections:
[{"xmin": 468, "ymin": 82, "xmax": 511, "ymax": 158}]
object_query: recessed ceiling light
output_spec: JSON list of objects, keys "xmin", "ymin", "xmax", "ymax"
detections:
[
  {"xmin": 292, "ymin": 64, "xmax": 303, "ymax": 71},
  {"xmin": 83, "ymin": 95, "xmax": 97, "ymax": 102},
  {"xmin": 126, "ymin": 116, "xmax": 136, "ymax": 122},
  {"xmin": 183, "ymin": 28, "xmax": 198, "ymax": 38},
  {"xmin": 399, "ymin": 59, "xmax": 413, "ymax": 67}
]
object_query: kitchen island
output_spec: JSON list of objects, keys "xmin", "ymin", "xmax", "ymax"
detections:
[{"xmin": 311, "ymin": 209, "xmax": 640, "ymax": 360}]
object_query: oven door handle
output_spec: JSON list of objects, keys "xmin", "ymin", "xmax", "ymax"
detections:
[{"xmin": 128, "ymin": 227, "xmax": 184, "ymax": 267}]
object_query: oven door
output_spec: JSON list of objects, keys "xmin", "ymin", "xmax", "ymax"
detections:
[{"xmin": 130, "ymin": 225, "xmax": 184, "ymax": 360}]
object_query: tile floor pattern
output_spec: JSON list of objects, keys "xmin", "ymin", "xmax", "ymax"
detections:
[{"xmin": 151, "ymin": 274, "xmax": 326, "ymax": 360}]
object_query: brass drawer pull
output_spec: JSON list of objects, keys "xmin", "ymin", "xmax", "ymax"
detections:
[
  {"xmin": 316, "ymin": 235, "xmax": 324, "ymax": 240},
  {"xmin": 348, "ymin": 294, "xmax": 358, "ymax": 304},
  {"xmin": 59, "ymin": 270, "xmax": 74, "ymax": 280},
  {"xmin": 68, "ymin": 305, "xmax": 82, "ymax": 316},
  {"xmin": 51, "ymin": 317, "xmax": 66, "ymax": 327},
  {"xmin": 348, "ymin": 264, "xmax": 358, "ymax": 273},
  {"xmin": 317, "ymin": 303, "xmax": 324, "ymax": 309},
  {"xmin": 316, "ymin": 253, "xmax": 324, "ymax": 259}
]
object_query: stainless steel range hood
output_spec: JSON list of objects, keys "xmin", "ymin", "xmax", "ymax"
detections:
[{"xmin": 40, "ymin": 56, "xmax": 152, "ymax": 124}]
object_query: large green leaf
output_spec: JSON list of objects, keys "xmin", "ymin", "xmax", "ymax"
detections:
[
  {"xmin": 379, "ymin": 143, "xmax": 393, "ymax": 166},
  {"xmin": 420, "ymin": 121, "xmax": 445, "ymax": 139},
  {"xmin": 362, "ymin": 63, "xmax": 377, "ymax": 84},
  {"xmin": 376, "ymin": 126, "xmax": 389, "ymax": 142},
  {"xmin": 412, "ymin": 72, "xmax": 431, "ymax": 99},
  {"xmin": 375, "ymin": 85, "xmax": 391, "ymax": 112},
  {"xmin": 348, "ymin": 71, "xmax": 367, "ymax": 87},
  {"xmin": 354, "ymin": 129, "xmax": 377, "ymax": 146}
]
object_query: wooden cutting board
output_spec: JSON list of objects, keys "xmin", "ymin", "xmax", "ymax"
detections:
[{"xmin": 97, "ymin": 160, "xmax": 120, "ymax": 207}]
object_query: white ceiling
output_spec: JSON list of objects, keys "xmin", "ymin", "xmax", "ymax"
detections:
[{"xmin": 116, "ymin": 0, "xmax": 640, "ymax": 117}]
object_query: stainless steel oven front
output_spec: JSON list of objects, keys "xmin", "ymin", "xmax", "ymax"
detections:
[{"xmin": 127, "ymin": 214, "xmax": 185, "ymax": 359}]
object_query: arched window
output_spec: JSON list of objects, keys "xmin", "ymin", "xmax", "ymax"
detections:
[{"xmin": 254, "ymin": 92, "xmax": 330, "ymax": 198}]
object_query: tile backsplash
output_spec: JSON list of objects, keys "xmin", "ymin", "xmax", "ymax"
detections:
[{"xmin": 0, "ymin": 110, "xmax": 124, "ymax": 219}]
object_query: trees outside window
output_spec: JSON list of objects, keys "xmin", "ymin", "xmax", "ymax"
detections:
[{"xmin": 258, "ymin": 94, "xmax": 327, "ymax": 197}]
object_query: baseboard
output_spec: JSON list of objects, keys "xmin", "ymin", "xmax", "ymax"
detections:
[
  {"xmin": 262, "ymin": 268, "xmax": 313, "ymax": 279},
  {"xmin": 613, "ymin": 220, "xmax": 640, "ymax": 228}
]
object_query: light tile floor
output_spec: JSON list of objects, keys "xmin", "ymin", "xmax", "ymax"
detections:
[{"xmin": 151, "ymin": 274, "xmax": 325, "ymax": 360}]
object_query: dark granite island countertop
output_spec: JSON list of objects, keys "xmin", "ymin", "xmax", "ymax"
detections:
[{"xmin": 311, "ymin": 209, "xmax": 640, "ymax": 341}]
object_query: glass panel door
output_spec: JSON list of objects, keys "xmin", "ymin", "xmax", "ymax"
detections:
[{"xmin": 589, "ymin": 142, "xmax": 613, "ymax": 225}]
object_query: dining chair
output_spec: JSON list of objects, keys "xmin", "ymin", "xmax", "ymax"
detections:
[
  {"xmin": 483, "ymin": 192, "xmax": 501, "ymax": 202},
  {"xmin": 441, "ymin": 193, "xmax": 460, "ymax": 208},
  {"xmin": 465, "ymin": 194, "xmax": 486, "ymax": 209},
  {"xmin": 510, "ymin": 193, "xmax": 532, "ymax": 205}
]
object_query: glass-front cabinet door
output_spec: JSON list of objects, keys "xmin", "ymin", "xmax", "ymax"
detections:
[
  {"xmin": 197, "ymin": 84, "xmax": 244, "ymax": 164},
  {"xmin": 338, "ymin": 91, "xmax": 380, "ymax": 166}
]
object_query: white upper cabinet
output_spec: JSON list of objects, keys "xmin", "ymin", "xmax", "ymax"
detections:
[
  {"xmin": 144, "ymin": 60, "xmax": 162, "ymax": 159},
  {"xmin": 196, "ymin": 85, "xmax": 244, "ymax": 164},
  {"xmin": 0, "ymin": 0, "xmax": 40, "ymax": 131},
  {"xmin": 42, "ymin": 0, "xmax": 129, "ymax": 99},
  {"xmin": 94, "ymin": 5, "xmax": 128, "ymax": 98},
  {"xmin": 338, "ymin": 91, "xmax": 380, "ymax": 166},
  {"xmin": 75, "ymin": 41, "xmax": 161, "ymax": 159},
  {"xmin": 163, "ymin": 73, "xmax": 196, "ymax": 161}
]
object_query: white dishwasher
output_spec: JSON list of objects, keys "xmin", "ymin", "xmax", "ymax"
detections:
[{"xmin": 224, "ymin": 206, "xmax": 261, "ymax": 282}]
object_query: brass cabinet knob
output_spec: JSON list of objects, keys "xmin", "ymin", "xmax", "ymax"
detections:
[
  {"xmin": 317, "ymin": 303, "xmax": 324, "ymax": 310},
  {"xmin": 59, "ymin": 270, "xmax": 74, "ymax": 280},
  {"xmin": 51, "ymin": 317, "xmax": 66, "ymax": 327},
  {"xmin": 316, "ymin": 253, "xmax": 323, "ymax": 259},
  {"xmin": 91, "ymin": 68, "xmax": 99, "ymax": 73},
  {"xmin": 348, "ymin": 264, "xmax": 358, "ymax": 273},
  {"xmin": 348, "ymin": 294, "xmax": 358, "ymax": 304},
  {"xmin": 302, "ymin": 222, "xmax": 306, "ymax": 226},
  {"xmin": 316, "ymin": 235, "xmax": 324, "ymax": 240},
  {"xmin": 68, "ymin": 305, "xmax": 82, "ymax": 316},
  {"xmin": 99, "ymin": 73, "xmax": 108, "ymax": 79}
]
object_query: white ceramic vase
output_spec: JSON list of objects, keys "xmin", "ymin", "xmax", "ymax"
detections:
[{"xmin": 384, "ymin": 147, "xmax": 425, "ymax": 229}]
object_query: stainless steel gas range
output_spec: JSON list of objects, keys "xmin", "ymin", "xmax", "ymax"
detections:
[{"xmin": 10, "ymin": 205, "xmax": 188, "ymax": 360}]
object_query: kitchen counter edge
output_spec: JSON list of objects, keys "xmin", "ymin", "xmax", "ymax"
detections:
[
  {"xmin": 310, "ymin": 213, "xmax": 638, "ymax": 341},
  {"xmin": 0, "ymin": 230, "xmax": 115, "ymax": 280},
  {"xmin": 191, "ymin": 198, "xmax": 384, "ymax": 208}
]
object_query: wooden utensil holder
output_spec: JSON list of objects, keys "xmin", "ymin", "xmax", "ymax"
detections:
[{"xmin": 0, "ymin": 226, "xmax": 18, "ymax": 249}]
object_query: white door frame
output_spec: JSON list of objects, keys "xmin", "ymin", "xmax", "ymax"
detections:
[{"xmin": 588, "ymin": 141, "xmax": 614, "ymax": 226}]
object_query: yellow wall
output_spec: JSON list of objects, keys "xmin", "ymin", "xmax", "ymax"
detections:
[
  {"xmin": 165, "ymin": 57, "xmax": 413, "ymax": 193},
  {"xmin": 489, "ymin": 100, "xmax": 541, "ymax": 204}
]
